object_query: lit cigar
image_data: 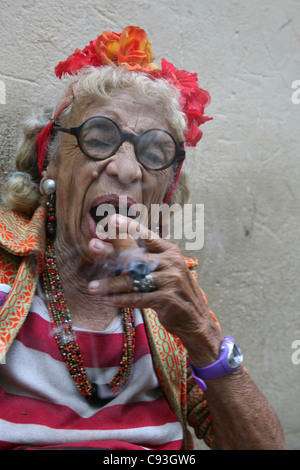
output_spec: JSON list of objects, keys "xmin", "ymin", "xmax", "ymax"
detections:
[{"xmin": 113, "ymin": 232, "xmax": 150, "ymax": 279}]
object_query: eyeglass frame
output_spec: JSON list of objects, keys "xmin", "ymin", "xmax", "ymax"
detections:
[{"xmin": 52, "ymin": 116, "xmax": 186, "ymax": 171}]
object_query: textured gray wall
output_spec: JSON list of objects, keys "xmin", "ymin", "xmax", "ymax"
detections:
[{"xmin": 0, "ymin": 0, "xmax": 299, "ymax": 449}]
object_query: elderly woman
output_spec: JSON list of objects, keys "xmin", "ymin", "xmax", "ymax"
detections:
[{"xmin": 0, "ymin": 26, "xmax": 285, "ymax": 450}]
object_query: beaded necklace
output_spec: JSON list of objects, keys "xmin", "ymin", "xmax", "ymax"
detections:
[{"xmin": 41, "ymin": 239, "xmax": 135, "ymax": 406}]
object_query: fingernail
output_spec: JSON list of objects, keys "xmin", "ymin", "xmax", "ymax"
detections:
[
  {"xmin": 111, "ymin": 213, "xmax": 127, "ymax": 231},
  {"xmin": 89, "ymin": 280, "xmax": 100, "ymax": 291},
  {"xmin": 115, "ymin": 213, "xmax": 127, "ymax": 224},
  {"xmin": 94, "ymin": 239, "xmax": 105, "ymax": 252}
]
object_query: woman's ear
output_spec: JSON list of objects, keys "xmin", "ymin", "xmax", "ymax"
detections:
[{"xmin": 40, "ymin": 170, "xmax": 48, "ymax": 181}]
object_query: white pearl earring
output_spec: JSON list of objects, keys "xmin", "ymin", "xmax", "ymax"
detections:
[{"xmin": 40, "ymin": 178, "xmax": 56, "ymax": 195}]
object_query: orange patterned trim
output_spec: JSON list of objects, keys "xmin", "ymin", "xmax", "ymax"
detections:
[
  {"xmin": 0, "ymin": 205, "xmax": 47, "ymax": 361},
  {"xmin": 142, "ymin": 307, "xmax": 194, "ymax": 449},
  {"xmin": 0, "ymin": 205, "xmax": 46, "ymax": 271},
  {"xmin": 0, "ymin": 256, "xmax": 38, "ymax": 361}
]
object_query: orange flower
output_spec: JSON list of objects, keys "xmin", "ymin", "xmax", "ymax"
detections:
[
  {"xmin": 95, "ymin": 31, "xmax": 121, "ymax": 66},
  {"xmin": 95, "ymin": 26, "xmax": 158, "ymax": 72}
]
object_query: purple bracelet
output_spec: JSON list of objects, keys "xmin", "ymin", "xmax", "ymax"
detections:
[{"xmin": 189, "ymin": 336, "xmax": 243, "ymax": 391}]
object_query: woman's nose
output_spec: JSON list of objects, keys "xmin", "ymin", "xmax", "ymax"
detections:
[{"xmin": 105, "ymin": 143, "xmax": 142, "ymax": 185}]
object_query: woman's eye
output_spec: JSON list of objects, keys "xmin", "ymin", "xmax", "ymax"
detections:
[
  {"xmin": 142, "ymin": 151, "xmax": 165, "ymax": 165},
  {"xmin": 85, "ymin": 138, "xmax": 110, "ymax": 148}
]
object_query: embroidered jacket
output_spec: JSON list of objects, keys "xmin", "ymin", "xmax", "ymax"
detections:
[{"xmin": 0, "ymin": 205, "xmax": 217, "ymax": 449}]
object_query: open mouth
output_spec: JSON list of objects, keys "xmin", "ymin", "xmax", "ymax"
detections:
[{"xmin": 88, "ymin": 195, "xmax": 139, "ymax": 239}]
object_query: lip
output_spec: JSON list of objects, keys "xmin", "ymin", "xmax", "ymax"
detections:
[{"xmin": 87, "ymin": 193, "xmax": 138, "ymax": 239}]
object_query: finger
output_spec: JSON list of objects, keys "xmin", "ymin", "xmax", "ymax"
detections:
[
  {"xmin": 113, "ymin": 214, "xmax": 172, "ymax": 254},
  {"xmin": 111, "ymin": 231, "xmax": 139, "ymax": 255},
  {"xmin": 89, "ymin": 238, "xmax": 115, "ymax": 257},
  {"xmin": 98, "ymin": 291, "xmax": 155, "ymax": 310},
  {"xmin": 102, "ymin": 215, "xmax": 160, "ymax": 272},
  {"xmin": 89, "ymin": 270, "xmax": 162, "ymax": 296},
  {"xmin": 88, "ymin": 272, "xmax": 134, "ymax": 295}
]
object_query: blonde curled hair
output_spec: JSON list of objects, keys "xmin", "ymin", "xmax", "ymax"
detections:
[{"xmin": 2, "ymin": 66, "xmax": 190, "ymax": 215}]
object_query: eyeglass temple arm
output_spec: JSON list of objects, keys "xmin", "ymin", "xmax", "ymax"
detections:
[
  {"xmin": 180, "ymin": 149, "xmax": 186, "ymax": 160},
  {"xmin": 52, "ymin": 124, "xmax": 73, "ymax": 135}
]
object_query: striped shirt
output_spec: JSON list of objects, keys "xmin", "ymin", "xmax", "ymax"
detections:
[{"xmin": 0, "ymin": 284, "xmax": 183, "ymax": 450}]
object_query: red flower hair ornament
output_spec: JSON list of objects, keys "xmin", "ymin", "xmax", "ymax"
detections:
[{"xmin": 36, "ymin": 26, "xmax": 212, "ymax": 202}]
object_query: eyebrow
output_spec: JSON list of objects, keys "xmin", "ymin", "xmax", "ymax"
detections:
[{"xmin": 82, "ymin": 108, "xmax": 168, "ymax": 135}]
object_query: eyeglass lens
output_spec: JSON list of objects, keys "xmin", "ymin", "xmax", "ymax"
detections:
[{"xmin": 79, "ymin": 117, "xmax": 177, "ymax": 170}]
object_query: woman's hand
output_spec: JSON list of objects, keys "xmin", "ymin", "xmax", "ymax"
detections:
[
  {"xmin": 88, "ymin": 213, "xmax": 223, "ymax": 366},
  {"xmin": 88, "ymin": 214, "xmax": 286, "ymax": 450}
]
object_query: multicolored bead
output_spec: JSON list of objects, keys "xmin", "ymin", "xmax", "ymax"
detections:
[{"xmin": 41, "ymin": 239, "xmax": 135, "ymax": 404}]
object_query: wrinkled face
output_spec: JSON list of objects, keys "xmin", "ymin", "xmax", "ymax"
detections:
[{"xmin": 45, "ymin": 92, "xmax": 174, "ymax": 258}]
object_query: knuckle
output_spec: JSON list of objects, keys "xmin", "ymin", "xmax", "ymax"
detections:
[
  {"xmin": 123, "ymin": 275, "xmax": 134, "ymax": 293},
  {"xmin": 169, "ymin": 269, "xmax": 182, "ymax": 284},
  {"xmin": 171, "ymin": 248, "xmax": 184, "ymax": 264}
]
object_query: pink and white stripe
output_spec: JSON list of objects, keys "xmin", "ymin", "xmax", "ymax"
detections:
[{"xmin": 0, "ymin": 284, "xmax": 183, "ymax": 450}]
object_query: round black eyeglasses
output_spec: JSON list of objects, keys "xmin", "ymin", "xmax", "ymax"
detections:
[{"xmin": 53, "ymin": 116, "xmax": 186, "ymax": 171}]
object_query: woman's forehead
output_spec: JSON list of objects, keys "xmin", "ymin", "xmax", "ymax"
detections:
[{"xmin": 74, "ymin": 92, "xmax": 173, "ymax": 133}]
